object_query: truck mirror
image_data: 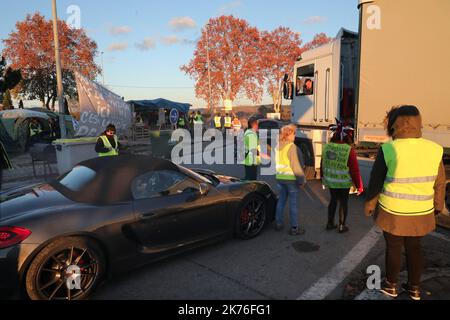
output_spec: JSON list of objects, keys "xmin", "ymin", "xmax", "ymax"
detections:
[{"xmin": 283, "ymin": 81, "xmax": 293, "ymax": 100}]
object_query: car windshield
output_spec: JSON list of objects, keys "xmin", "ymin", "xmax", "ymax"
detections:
[
  {"xmin": 178, "ymin": 166, "xmax": 213, "ymax": 185},
  {"xmin": 57, "ymin": 166, "xmax": 97, "ymax": 192}
]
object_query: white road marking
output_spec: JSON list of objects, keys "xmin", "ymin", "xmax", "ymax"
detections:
[{"xmin": 297, "ymin": 226, "xmax": 382, "ymax": 300}]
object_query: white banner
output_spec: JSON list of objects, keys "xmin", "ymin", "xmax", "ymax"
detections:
[{"xmin": 75, "ymin": 72, "xmax": 132, "ymax": 137}]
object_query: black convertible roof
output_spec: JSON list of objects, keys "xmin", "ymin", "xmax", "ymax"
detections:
[
  {"xmin": 79, "ymin": 155, "xmax": 179, "ymax": 176},
  {"xmin": 54, "ymin": 155, "xmax": 181, "ymax": 204}
]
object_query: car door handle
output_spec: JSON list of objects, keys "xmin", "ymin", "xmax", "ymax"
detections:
[
  {"xmin": 139, "ymin": 208, "xmax": 183, "ymax": 219},
  {"xmin": 139, "ymin": 212, "xmax": 156, "ymax": 219}
]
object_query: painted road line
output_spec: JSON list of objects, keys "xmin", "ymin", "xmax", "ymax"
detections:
[{"xmin": 297, "ymin": 226, "xmax": 382, "ymax": 300}]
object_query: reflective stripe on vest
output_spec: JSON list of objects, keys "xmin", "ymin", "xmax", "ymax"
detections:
[
  {"xmin": 322, "ymin": 143, "xmax": 352, "ymax": 189},
  {"xmin": 224, "ymin": 117, "xmax": 232, "ymax": 128},
  {"xmin": 378, "ymin": 138, "xmax": 443, "ymax": 216},
  {"xmin": 99, "ymin": 135, "xmax": 119, "ymax": 157},
  {"xmin": 276, "ymin": 143, "xmax": 296, "ymax": 181},
  {"xmin": 243, "ymin": 130, "xmax": 260, "ymax": 166},
  {"xmin": 214, "ymin": 117, "xmax": 222, "ymax": 128}
]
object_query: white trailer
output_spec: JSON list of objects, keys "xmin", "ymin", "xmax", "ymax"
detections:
[{"xmin": 286, "ymin": 0, "xmax": 450, "ymax": 218}]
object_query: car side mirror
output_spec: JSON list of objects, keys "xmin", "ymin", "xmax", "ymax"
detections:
[{"xmin": 199, "ymin": 183, "xmax": 210, "ymax": 196}]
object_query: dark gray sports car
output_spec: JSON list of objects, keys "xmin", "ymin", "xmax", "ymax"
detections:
[{"xmin": 0, "ymin": 155, "xmax": 277, "ymax": 300}]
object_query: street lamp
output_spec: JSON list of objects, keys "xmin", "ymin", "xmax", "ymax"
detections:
[
  {"xmin": 51, "ymin": 0, "xmax": 67, "ymax": 138},
  {"xmin": 205, "ymin": 23, "xmax": 214, "ymax": 120}
]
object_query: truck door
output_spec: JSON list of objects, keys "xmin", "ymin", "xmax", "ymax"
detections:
[{"xmin": 293, "ymin": 64, "xmax": 316, "ymax": 125}]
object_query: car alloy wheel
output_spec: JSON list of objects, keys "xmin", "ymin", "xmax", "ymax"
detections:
[
  {"xmin": 237, "ymin": 195, "xmax": 267, "ymax": 239},
  {"xmin": 26, "ymin": 237, "xmax": 105, "ymax": 300},
  {"xmin": 35, "ymin": 246, "xmax": 99, "ymax": 300}
]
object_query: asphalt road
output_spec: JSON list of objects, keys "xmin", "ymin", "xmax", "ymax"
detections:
[
  {"xmin": 91, "ymin": 161, "xmax": 388, "ymax": 300},
  {"xmin": 5, "ymin": 144, "xmax": 449, "ymax": 300}
]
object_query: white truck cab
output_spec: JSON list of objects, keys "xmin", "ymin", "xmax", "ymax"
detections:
[{"xmin": 290, "ymin": 29, "xmax": 359, "ymax": 177}]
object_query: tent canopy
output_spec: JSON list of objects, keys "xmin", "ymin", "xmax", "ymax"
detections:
[{"xmin": 130, "ymin": 98, "xmax": 191, "ymax": 114}]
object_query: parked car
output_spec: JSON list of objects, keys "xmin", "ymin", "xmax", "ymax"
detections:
[{"xmin": 0, "ymin": 155, "xmax": 277, "ymax": 300}]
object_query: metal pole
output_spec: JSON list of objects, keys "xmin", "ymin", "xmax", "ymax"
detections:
[
  {"xmin": 205, "ymin": 24, "xmax": 214, "ymax": 123},
  {"xmin": 51, "ymin": 0, "xmax": 67, "ymax": 139}
]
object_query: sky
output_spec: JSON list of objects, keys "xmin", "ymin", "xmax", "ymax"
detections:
[{"xmin": 1, "ymin": 0, "xmax": 360, "ymax": 108}]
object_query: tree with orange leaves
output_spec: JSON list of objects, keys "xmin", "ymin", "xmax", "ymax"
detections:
[
  {"xmin": 260, "ymin": 27, "xmax": 303, "ymax": 113},
  {"xmin": 302, "ymin": 33, "xmax": 332, "ymax": 52},
  {"xmin": 181, "ymin": 16, "xmax": 263, "ymax": 111},
  {"xmin": 2, "ymin": 13, "xmax": 100, "ymax": 110}
]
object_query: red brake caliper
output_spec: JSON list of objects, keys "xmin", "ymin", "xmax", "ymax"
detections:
[{"xmin": 241, "ymin": 208, "xmax": 250, "ymax": 225}]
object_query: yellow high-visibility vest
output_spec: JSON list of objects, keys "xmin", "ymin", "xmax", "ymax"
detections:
[
  {"xmin": 276, "ymin": 143, "xmax": 296, "ymax": 181},
  {"xmin": 98, "ymin": 135, "xmax": 119, "ymax": 157},
  {"xmin": 224, "ymin": 117, "xmax": 232, "ymax": 128},
  {"xmin": 243, "ymin": 130, "xmax": 260, "ymax": 166},
  {"xmin": 214, "ymin": 117, "xmax": 222, "ymax": 128},
  {"xmin": 322, "ymin": 143, "xmax": 352, "ymax": 189},
  {"xmin": 378, "ymin": 138, "xmax": 443, "ymax": 216}
]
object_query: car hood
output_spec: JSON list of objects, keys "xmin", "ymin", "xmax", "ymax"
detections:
[{"xmin": 0, "ymin": 183, "xmax": 74, "ymax": 222}]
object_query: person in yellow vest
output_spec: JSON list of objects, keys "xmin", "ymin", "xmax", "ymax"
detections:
[
  {"xmin": 224, "ymin": 113, "xmax": 232, "ymax": 130},
  {"xmin": 177, "ymin": 113, "xmax": 186, "ymax": 129},
  {"xmin": 214, "ymin": 113, "xmax": 223, "ymax": 130},
  {"xmin": 232, "ymin": 115, "xmax": 242, "ymax": 133},
  {"xmin": 321, "ymin": 120, "xmax": 364, "ymax": 234},
  {"xmin": 95, "ymin": 124, "xmax": 120, "ymax": 157},
  {"xmin": 243, "ymin": 117, "xmax": 269, "ymax": 180},
  {"xmin": 365, "ymin": 105, "xmax": 446, "ymax": 301},
  {"xmin": 274, "ymin": 125, "xmax": 306, "ymax": 236}
]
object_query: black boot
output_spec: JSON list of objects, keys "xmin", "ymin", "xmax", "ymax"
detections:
[
  {"xmin": 326, "ymin": 221, "xmax": 337, "ymax": 231},
  {"xmin": 326, "ymin": 212, "xmax": 336, "ymax": 231}
]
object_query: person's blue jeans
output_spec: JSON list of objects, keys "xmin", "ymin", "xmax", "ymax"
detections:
[{"xmin": 275, "ymin": 182, "xmax": 299, "ymax": 228}]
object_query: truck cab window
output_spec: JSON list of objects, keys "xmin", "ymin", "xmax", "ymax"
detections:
[{"xmin": 296, "ymin": 64, "xmax": 315, "ymax": 96}]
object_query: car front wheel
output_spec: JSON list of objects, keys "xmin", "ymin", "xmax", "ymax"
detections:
[{"xmin": 235, "ymin": 194, "xmax": 267, "ymax": 240}]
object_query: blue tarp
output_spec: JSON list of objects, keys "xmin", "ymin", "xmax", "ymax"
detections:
[{"xmin": 130, "ymin": 98, "xmax": 191, "ymax": 114}]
